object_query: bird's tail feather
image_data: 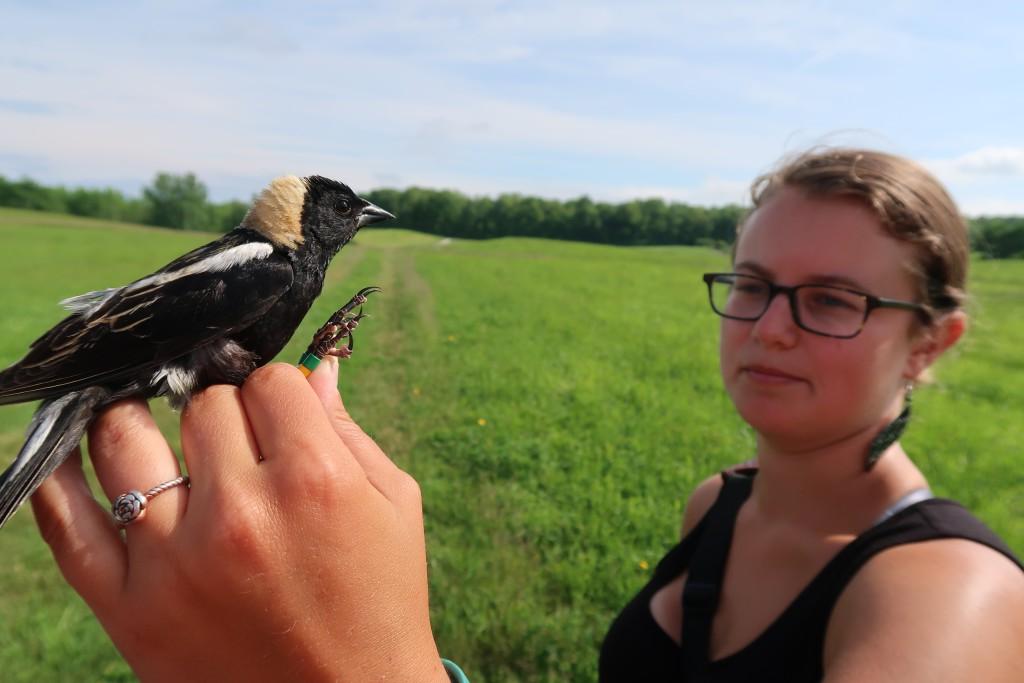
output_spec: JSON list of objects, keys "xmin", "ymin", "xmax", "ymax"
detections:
[{"xmin": 0, "ymin": 387, "xmax": 107, "ymax": 529}]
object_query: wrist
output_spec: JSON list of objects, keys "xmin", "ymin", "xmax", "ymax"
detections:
[
  {"xmin": 400, "ymin": 636, "xmax": 450, "ymax": 683},
  {"xmin": 422, "ymin": 659, "xmax": 452, "ymax": 683}
]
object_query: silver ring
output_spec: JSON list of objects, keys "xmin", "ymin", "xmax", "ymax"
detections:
[{"xmin": 111, "ymin": 475, "xmax": 189, "ymax": 526}]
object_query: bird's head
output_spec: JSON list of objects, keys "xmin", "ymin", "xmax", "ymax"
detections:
[{"xmin": 241, "ymin": 175, "xmax": 394, "ymax": 252}]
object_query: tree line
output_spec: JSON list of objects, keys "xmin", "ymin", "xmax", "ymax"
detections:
[
  {"xmin": 970, "ymin": 216, "xmax": 1024, "ymax": 260},
  {"xmin": 2, "ymin": 173, "xmax": 1022, "ymax": 257},
  {"xmin": 0, "ymin": 173, "xmax": 249, "ymax": 234},
  {"xmin": 361, "ymin": 187, "xmax": 745, "ymax": 247}
]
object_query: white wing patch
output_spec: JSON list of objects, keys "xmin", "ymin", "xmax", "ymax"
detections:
[
  {"xmin": 128, "ymin": 242, "xmax": 274, "ymax": 293},
  {"xmin": 60, "ymin": 288, "xmax": 120, "ymax": 315},
  {"xmin": 56, "ymin": 242, "xmax": 273, "ymax": 320}
]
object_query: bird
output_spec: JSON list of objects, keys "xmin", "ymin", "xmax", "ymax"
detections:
[{"xmin": 0, "ymin": 175, "xmax": 394, "ymax": 528}]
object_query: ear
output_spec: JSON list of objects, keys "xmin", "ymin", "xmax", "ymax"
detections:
[{"xmin": 904, "ymin": 311, "xmax": 967, "ymax": 381}]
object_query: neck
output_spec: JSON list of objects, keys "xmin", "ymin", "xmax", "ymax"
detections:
[
  {"xmin": 292, "ymin": 234, "xmax": 333, "ymax": 274},
  {"xmin": 750, "ymin": 428, "xmax": 928, "ymax": 538}
]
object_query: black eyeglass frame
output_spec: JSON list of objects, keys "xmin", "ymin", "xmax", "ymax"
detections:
[{"xmin": 702, "ymin": 272, "xmax": 932, "ymax": 339}]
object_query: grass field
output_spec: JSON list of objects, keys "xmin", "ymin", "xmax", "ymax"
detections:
[{"xmin": 0, "ymin": 207, "xmax": 1021, "ymax": 682}]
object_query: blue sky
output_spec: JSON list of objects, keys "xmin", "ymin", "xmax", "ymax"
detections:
[{"xmin": 2, "ymin": 1, "xmax": 1023, "ymax": 214}]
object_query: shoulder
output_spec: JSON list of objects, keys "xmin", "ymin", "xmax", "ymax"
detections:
[
  {"xmin": 679, "ymin": 474, "xmax": 724, "ymax": 537},
  {"xmin": 679, "ymin": 461, "xmax": 758, "ymax": 537},
  {"xmin": 679, "ymin": 462, "xmax": 756, "ymax": 537},
  {"xmin": 824, "ymin": 538, "xmax": 1024, "ymax": 682}
]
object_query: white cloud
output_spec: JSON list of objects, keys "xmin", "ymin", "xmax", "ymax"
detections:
[
  {"xmin": 604, "ymin": 178, "xmax": 751, "ymax": 206},
  {"xmin": 924, "ymin": 147, "xmax": 1024, "ymax": 215},
  {"xmin": 946, "ymin": 147, "xmax": 1024, "ymax": 176},
  {"xmin": 2, "ymin": 1, "xmax": 1023, "ymax": 214},
  {"xmin": 916, "ymin": 147, "xmax": 1024, "ymax": 216},
  {"xmin": 958, "ymin": 197, "xmax": 1024, "ymax": 217}
]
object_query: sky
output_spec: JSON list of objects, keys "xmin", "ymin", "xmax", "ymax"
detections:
[{"xmin": 2, "ymin": 0, "xmax": 1023, "ymax": 215}]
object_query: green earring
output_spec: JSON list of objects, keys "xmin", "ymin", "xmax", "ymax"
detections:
[{"xmin": 865, "ymin": 383, "xmax": 913, "ymax": 471}]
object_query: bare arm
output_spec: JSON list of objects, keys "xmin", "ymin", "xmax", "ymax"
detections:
[{"xmin": 823, "ymin": 539, "xmax": 1024, "ymax": 683}]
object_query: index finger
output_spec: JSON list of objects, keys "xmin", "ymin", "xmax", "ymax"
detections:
[{"xmin": 239, "ymin": 363, "xmax": 354, "ymax": 469}]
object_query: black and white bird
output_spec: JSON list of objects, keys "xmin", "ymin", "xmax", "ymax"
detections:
[{"xmin": 0, "ymin": 175, "xmax": 393, "ymax": 528}]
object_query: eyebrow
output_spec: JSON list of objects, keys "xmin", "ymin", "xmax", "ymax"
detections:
[{"xmin": 733, "ymin": 261, "xmax": 872, "ymax": 292}]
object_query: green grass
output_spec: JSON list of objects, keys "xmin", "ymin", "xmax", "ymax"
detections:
[{"xmin": 0, "ymin": 208, "xmax": 1021, "ymax": 682}]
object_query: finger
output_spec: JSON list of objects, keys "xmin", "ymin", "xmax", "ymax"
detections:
[
  {"xmin": 180, "ymin": 384, "xmax": 261, "ymax": 490},
  {"xmin": 306, "ymin": 356, "xmax": 403, "ymax": 490},
  {"xmin": 88, "ymin": 399, "xmax": 185, "ymax": 542},
  {"xmin": 240, "ymin": 363, "xmax": 356, "ymax": 473},
  {"xmin": 30, "ymin": 447, "xmax": 126, "ymax": 612}
]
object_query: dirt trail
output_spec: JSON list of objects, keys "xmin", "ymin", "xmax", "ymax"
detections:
[{"xmin": 393, "ymin": 247, "xmax": 439, "ymax": 341}]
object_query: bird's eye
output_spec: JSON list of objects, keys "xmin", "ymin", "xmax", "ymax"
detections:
[{"xmin": 337, "ymin": 199, "xmax": 351, "ymax": 213}]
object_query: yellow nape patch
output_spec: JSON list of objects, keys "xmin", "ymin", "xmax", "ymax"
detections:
[{"xmin": 241, "ymin": 176, "xmax": 307, "ymax": 249}]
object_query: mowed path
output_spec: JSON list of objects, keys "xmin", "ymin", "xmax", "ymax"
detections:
[{"xmin": 306, "ymin": 234, "xmax": 444, "ymax": 471}]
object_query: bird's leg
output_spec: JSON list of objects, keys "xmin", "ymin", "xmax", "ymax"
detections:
[
  {"xmin": 298, "ymin": 287, "xmax": 381, "ymax": 375},
  {"xmin": 324, "ymin": 286, "xmax": 381, "ymax": 326}
]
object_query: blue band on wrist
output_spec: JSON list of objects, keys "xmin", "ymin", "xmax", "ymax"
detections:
[{"xmin": 441, "ymin": 658, "xmax": 470, "ymax": 683}]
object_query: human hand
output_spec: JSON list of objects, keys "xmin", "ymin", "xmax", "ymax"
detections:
[{"xmin": 30, "ymin": 359, "xmax": 447, "ymax": 683}]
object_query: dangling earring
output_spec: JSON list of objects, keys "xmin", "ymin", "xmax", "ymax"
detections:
[{"xmin": 864, "ymin": 382, "xmax": 914, "ymax": 471}]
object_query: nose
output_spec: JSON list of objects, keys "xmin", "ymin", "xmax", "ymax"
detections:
[{"xmin": 751, "ymin": 291, "xmax": 799, "ymax": 347}]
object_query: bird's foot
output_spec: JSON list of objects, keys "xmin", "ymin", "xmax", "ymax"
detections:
[
  {"xmin": 327, "ymin": 286, "xmax": 382, "ymax": 326},
  {"xmin": 305, "ymin": 286, "xmax": 381, "ymax": 360}
]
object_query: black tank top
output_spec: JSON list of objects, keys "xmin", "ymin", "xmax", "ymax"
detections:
[{"xmin": 599, "ymin": 469, "xmax": 1023, "ymax": 682}]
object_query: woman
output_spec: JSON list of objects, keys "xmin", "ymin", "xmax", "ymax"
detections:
[
  {"xmin": 599, "ymin": 149, "xmax": 1023, "ymax": 681},
  {"xmin": 30, "ymin": 149, "xmax": 1023, "ymax": 682}
]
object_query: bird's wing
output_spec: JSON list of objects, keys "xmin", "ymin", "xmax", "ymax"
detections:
[{"xmin": 0, "ymin": 231, "xmax": 294, "ymax": 405}]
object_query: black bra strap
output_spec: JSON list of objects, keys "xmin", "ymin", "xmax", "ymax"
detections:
[{"xmin": 680, "ymin": 472, "xmax": 754, "ymax": 674}]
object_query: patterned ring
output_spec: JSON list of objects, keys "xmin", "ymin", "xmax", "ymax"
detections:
[{"xmin": 111, "ymin": 475, "xmax": 189, "ymax": 526}]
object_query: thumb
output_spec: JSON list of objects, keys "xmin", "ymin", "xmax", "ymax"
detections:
[{"xmin": 306, "ymin": 354, "xmax": 344, "ymax": 415}]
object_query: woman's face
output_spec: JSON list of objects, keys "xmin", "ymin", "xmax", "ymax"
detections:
[{"xmin": 720, "ymin": 186, "xmax": 924, "ymax": 451}]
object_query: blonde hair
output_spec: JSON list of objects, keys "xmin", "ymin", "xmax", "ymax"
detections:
[{"xmin": 739, "ymin": 148, "xmax": 969, "ymax": 319}]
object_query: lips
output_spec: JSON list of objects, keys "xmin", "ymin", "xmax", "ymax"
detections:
[{"xmin": 742, "ymin": 364, "xmax": 805, "ymax": 383}]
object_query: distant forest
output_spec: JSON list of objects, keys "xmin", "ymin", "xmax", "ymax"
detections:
[{"xmin": 2, "ymin": 172, "xmax": 1022, "ymax": 258}]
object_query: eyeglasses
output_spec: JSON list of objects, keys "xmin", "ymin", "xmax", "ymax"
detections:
[{"xmin": 702, "ymin": 272, "xmax": 930, "ymax": 339}]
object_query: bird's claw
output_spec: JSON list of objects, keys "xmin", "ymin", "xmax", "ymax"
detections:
[{"xmin": 305, "ymin": 286, "xmax": 381, "ymax": 361}]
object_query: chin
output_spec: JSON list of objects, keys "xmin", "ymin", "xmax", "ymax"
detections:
[{"xmin": 732, "ymin": 395, "xmax": 812, "ymax": 441}]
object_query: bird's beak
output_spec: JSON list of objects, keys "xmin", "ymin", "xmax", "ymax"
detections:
[{"xmin": 356, "ymin": 202, "xmax": 395, "ymax": 228}]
